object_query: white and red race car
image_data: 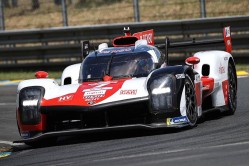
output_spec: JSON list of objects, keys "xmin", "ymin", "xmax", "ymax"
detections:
[{"xmin": 15, "ymin": 27, "xmax": 237, "ymax": 146}]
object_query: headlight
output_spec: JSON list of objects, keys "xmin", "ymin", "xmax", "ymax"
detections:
[
  {"xmin": 149, "ymin": 76, "xmax": 174, "ymax": 112},
  {"xmin": 19, "ymin": 87, "xmax": 45, "ymax": 125}
]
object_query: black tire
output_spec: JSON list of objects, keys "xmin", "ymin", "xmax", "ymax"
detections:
[
  {"xmin": 226, "ymin": 63, "xmax": 237, "ymax": 115},
  {"xmin": 185, "ymin": 75, "xmax": 198, "ymax": 127}
]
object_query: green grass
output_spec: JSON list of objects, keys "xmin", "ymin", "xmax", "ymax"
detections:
[
  {"xmin": 236, "ymin": 64, "xmax": 249, "ymax": 72},
  {"xmin": 4, "ymin": 0, "xmax": 249, "ymax": 30},
  {"xmin": 0, "ymin": 71, "xmax": 62, "ymax": 80}
]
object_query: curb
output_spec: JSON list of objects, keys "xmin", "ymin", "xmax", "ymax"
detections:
[
  {"xmin": 0, "ymin": 80, "xmax": 22, "ymax": 86},
  {"xmin": 0, "ymin": 78, "xmax": 60, "ymax": 86},
  {"xmin": 236, "ymin": 71, "xmax": 249, "ymax": 76},
  {"xmin": 0, "ymin": 146, "xmax": 12, "ymax": 158}
]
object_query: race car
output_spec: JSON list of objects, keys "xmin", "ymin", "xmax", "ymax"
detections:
[{"xmin": 14, "ymin": 26, "xmax": 237, "ymax": 145}]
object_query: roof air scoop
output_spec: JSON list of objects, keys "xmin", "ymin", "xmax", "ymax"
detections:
[
  {"xmin": 112, "ymin": 27, "xmax": 155, "ymax": 47},
  {"xmin": 113, "ymin": 36, "xmax": 138, "ymax": 47}
]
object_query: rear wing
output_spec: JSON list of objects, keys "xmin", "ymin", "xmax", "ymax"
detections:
[
  {"xmin": 157, "ymin": 26, "xmax": 232, "ymax": 65},
  {"xmin": 133, "ymin": 29, "xmax": 154, "ymax": 46}
]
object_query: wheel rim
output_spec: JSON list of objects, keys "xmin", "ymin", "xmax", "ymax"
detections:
[
  {"xmin": 228, "ymin": 65, "xmax": 237, "ymax": 110},
  {"xmin": 185, "ymin": 79, "xmax": 197, "ymax": 124}
]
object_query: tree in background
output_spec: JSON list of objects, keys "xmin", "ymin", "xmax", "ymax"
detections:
[
  {"xmin": 3, "ymin": 0, "xmax": 10, "ymax": 8},
  {"xmin": 11, "ymin": 0, "xmax": 17, "ymax": 7},
  {"xmin": 2, "ymin": 0, "xmax": 18, "ymax": 8},
  {"xmin": 54, "ymin": 0, "xmax": 61, "ymax": 5},
  {"xmin": 32, "ymin": 0, "xmax": 40, "ymax": 10}
]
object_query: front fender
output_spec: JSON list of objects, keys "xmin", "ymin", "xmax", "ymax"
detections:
[{"xmin": 147, "ymin": 65, "xmax": 194, "ymax": 117}]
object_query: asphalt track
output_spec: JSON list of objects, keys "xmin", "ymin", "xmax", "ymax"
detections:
[{"xmin": 0, "ymin": 77, "xmax": 248, "ymax": 166}]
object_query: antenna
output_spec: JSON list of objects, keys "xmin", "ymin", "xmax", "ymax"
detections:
[
  {"xmin": 165, "ymin": 37, "xmax": 170, "ymax": 65},
  {"xmin": 123, "ymin": 27, "xmax": 131, "ymax": 36}
]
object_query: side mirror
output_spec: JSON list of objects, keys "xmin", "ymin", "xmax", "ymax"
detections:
[
  {"xmin": 35, "ymin": 71, "xmax": 48, "ymax": 79},
  {"xmin": 185, "ymin": 56, "xmax": 200, "ymax": 65},
  {"xmin": 185, "ymin": 56, "xmax": 200, "ymax": 69},
  {"xmin": 81, "ymin": 41, "xmax": 90, "ymax": 59}
]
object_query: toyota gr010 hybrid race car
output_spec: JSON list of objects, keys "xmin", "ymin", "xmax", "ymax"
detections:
[{"xmin": 14, "ymin": 27, "xmax": 237, "ymax": 146}]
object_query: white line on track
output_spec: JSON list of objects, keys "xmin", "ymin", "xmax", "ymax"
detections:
[
  {"xmin": 0, "ymin": 103, "xmax": 16, "ymax": 106},
  {"xmin": 94, "ymin": 141, "xmax": 249, "ymax": 162},
  {"xmin": 237, "ymin": 76, "xmax": 248, "ymax": 78},
  {"xmin": 0, "ymin": 140, "xmax": 23, "ymax": 146}
]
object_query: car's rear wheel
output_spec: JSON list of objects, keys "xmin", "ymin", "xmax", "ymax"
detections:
[
  {"xmin": 185, "ymin": 75, "xmax": 198, "ymax": 127},
  {"xmin": 227, "ymin": 63, "xmax": 237, "ymax": 115}
]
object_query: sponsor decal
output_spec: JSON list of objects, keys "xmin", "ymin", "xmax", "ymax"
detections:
[
  {"xmin": 175, "ymin": 74, "xmax": 185, "ymax": 79},
  {"xmin": 195, "ymin": 82, "xmax": 202, "ymax": 106},
  {"xmin": 219, "ymin": 64, "xmax": 225, "ymax": 74},
  {"xmin": 87, "ymin": 101, "xmax": 96, "ymax": 105},
  {"xmin": 138, "ymin": 33, "xmax": 152, "ymax": 43},
  {"xmin": 166, "ymin": 116, "xmax": 189, "ymax": 125},
  {"xmin": 225, "ymin": 27, "xmax": 230, "ymax": 37},
  {"xmin": 85, "ymin": 98, "xmax": 100, "ymax": 101},
  {"xmin": 88, "ymin": 81, "xmax": 118, "ymax": 86},
  {"xmin": 84, "ymin": 94, "xmax": 105, "ymax": 102},
  {"xmin": 120, "ymin": 89, "xmax": 137, "ymax": 95},
  {"xmin": 84, "ymin": 95, "xmax": 104, "ymax": 99},
  {"xmin": 101, "ymin": 48, "xmax": 132, "ymax": 54},
  {"xmin": 195, "ymin": 74, "xmax": 201, "ymax": 82},
  {"xmin": 77, "ymin": 80, "xmax": 126, "ymax": 105},
  {"xmin": 21, "ymin": 132, "xmax": 30, "ymax": 138},
  {"xmin": 83, "ymin": 82, "xmax": 114, "ymax": 92},
  {"xmin": 133, "ymin": 29, "xmax": 154, "ymax": 45},
  {"xmin": 58, "ymin": 94, "xmax": 73, "ymax": 102},
  {"xmin": 222, "ymin": 80, "xmax": 229, "ymax": 105},
  {"xmin": 84, "ymin": 90, "xmax": 106, "ymax": 96}
]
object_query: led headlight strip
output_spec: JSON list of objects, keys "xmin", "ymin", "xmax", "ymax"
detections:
[{"xmin": 19, "ymin": 86, "xmax": 45, "ymax": 125}]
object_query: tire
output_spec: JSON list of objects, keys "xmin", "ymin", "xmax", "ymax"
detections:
[
  {"xmin": 226, "ymin": 63, "xmax": 237, "ymax": 115},
  {"xmin": 185, "ymin": 75, "xmax": 198, "ymax": 127}
]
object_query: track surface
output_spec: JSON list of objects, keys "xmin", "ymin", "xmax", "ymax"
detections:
[{"xmin": 0, "ymin": 77, "xmax": 249, "ymax": 166}]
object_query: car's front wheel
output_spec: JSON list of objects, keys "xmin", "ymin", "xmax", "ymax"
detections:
[
  {"xmin": 226, "ymin": 63, "xmax": 237, "ymax": 115},
  {"xmin": 185, "ymin": 75, "xmax": 198, "ymax": 127}
]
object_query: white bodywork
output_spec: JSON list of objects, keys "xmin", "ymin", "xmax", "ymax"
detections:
[
  {"xmin": 61, "ymin": 63, "xmax": 81, "ymax": 85},
  {"xmin": 194, "ymin": 50, "xmax": 233, "ymax": 107},
  {"xmin": 17, "ymin": 78, "xmax": 149, "ymax": 105}
]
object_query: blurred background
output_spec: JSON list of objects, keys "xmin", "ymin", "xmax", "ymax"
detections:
[
  {"xmin": 0, "ymin": 0, "xmax": 248, "ymax": 80},
  {"xmin": 0, "ymin": 0, "xmax": 248, "ymax": 30}
]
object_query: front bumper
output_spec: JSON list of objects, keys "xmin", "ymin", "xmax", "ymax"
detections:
[{"xmin": 14, "ymin": 123, "xmax": 172, "ymax": 143}]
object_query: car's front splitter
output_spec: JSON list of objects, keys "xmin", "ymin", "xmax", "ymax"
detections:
[{"xmin": 14, "ymin": 123, "xmax": 188, "ymax": 144}]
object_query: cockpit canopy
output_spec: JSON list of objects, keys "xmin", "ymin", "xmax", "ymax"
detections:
[{"xmin": 79, "ymin": 50, "xmax": 157, "ymax": 82}]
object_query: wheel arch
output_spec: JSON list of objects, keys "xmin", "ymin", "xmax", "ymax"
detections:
[{"xmin": 146, "ymin": 65, "xmax": 196, "ymax": 116}]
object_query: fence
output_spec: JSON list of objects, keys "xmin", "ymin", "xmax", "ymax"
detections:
[
  {"xmin": 0, "ymin": 16, "xmax": 248, "ymax": 70},
  {"xmin": 0, "ymin": 0, "xmax": 248, "ymax": 30}
]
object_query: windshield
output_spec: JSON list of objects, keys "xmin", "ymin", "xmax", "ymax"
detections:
[{"xmin": 80, "ymin": 52, "xmax": 154, "ymax": 82}]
